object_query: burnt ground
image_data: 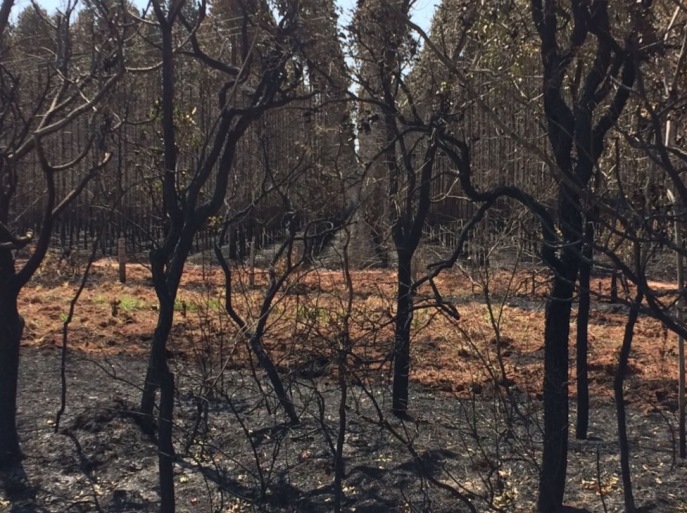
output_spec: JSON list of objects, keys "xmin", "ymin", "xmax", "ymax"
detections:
[
  {"xmin": 1, "ymin": 347, "xmax": 686, "ymax": 513},
  {"xmin": 1, "ymin": 260, "xmax": 687, "ymax": 512}
]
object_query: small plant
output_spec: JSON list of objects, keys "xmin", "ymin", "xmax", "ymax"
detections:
[
  {"xmin": 206, "ymin": 298, "xmax": 224, "ymax": 312},
  {"xmin": 411, "ymin": 309, "xmax": 429, "ymax": 331},
  {"xmin": 117, "ymin": 295, "xmax": 144, "ymax": 312},
  {"xmin": 296, "ymin": 304, "xmax": 329, "ymax": 325}
]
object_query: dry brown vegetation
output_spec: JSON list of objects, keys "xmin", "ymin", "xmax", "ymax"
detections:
[
  {"xmin": 21, "ymin": 258, "xmax": 679, "ymax": 415},
  {"xmin": 1, "ymin": 255, "xmax": 683, "ymax": 513}
]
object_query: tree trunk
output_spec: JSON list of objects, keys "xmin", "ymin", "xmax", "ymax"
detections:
[
  {"xmin": 140, "ymin": 295, "xmax": 175, "ymax": 434},
  {"xmin": 674, "ymin": 211, "xmax": 686, "ymax": 458},
  {"xmin": 392, "ymin": 248, "xmax": 413, "ymax": 416},
  {"xmin": 576, "ymin": 220, "xmax": 593, "ymax": 440},
  {"xmin": 610, "ymin": 271, "xmax": 619, "ymax": 304},
  {"xmin": 249, "ymin": 232, "xmax": 257, "ymax": 288},
  {"xmin": 249, "ymin": 333, "xmax": 299, "ymax": 425},
  {"xmin": 0, "ymin": 289, "xmax": 23, "ymax": 468},
  {"xmin": 333, "ymin": 354, "xmax": 348, "ymax": 513},
  {"xmin": 216, "ymin": 239, "xmax": 300, "ymax": 425},
  {"xmin": 538, "ymin": 275, "xmax": 574, "ymax": 513},
  {"xmin": 614, "ymin": 292, "xmax": 642, "ymax": 513}
]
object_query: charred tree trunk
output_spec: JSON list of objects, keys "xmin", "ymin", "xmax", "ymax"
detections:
[
  {"xmin": 140, "ymin": 239, "xmax": 192, "ymax": 513},
  {"xmin": 576, "ymin": 219, "xmax": 594, "ymax": 440},
  {"xmin": 140, "ymin": 218, "xmax": 201, "ymax": 418},
  {"xmin": 530, "ymin": 1, "xmax": 636, "ymax": 507},
  {"xmin": 0, "ymin": 272, "xmax": 22, "ymax": 468},
  {"xmin": 216, "ymin": 236, "xmax": 300, "ymax": 425},
  {"xmin": 538, "ymin": 171, "xmax": 585, "ymax": 512},
  {"xmin": 140, "ymin": 253, "xmax": 180, "ymax": 513},
  {"xmin": 392, "ymin": 247, "xmax": 413, "ymax": 416},
  {"xmin": 615, "ymin": 291, "xmax": 642, "ymax": 513},
  {"xmin": 249, "ymin": 331, "xmax": 299, "ymax": 424},
  {"xmin": 538, "ymin": 271, "xmax": 575, "ymax": 512},
  {"xmin": 140, "ymin": 290, "xmax": 176, "ymax": 434},
  {"xmin": 0, "ymin": 202, "xmax": 27, "ymax": 469},
  {"xmin": 139, "ymin": 4, "xmax": 180, "ymax": 437},
  {"xmin": 140, "ymin": 237, "xmax": 183, "ymax": 434}
]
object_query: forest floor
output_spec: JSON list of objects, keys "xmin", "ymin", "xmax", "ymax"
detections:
[{"xmin": 2, "ymin": 256, "xmax": 687, "ymax": 512}]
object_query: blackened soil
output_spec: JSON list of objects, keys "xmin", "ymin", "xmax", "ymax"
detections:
[{"xmin": 1, "ymin": 347, "xmax": 686, "ymax": 513}]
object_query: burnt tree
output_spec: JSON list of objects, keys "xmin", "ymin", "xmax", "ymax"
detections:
[
  {"xmin": 0, "ymin": 0, "xmax": 123, "ymax": 468},
  {"xmin": 352, "ymin": 0, "xmax": 467, "ymax": 416},
  {"xmin": 530, "ymin": 0, "xmax": 640, "ymax": 509}
]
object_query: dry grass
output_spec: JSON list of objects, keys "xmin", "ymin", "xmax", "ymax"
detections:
[{"xmin": 18, "ymin": 258, "xmax": 681, "ymax": 412}]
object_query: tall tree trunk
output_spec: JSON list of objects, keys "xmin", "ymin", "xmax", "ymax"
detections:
[
  {"xmin": 139, "ymin": 257, "xmax": 179, "ymax": 510},
  {"xmin": 0, "ymin": 287, "xmax": 23, "ymax": 468},
  {"xmin": 538, "ymin": 274, "xmax": 574, "ymax": 512},
  {"xmin": 615, "ymin": 291, "xmax": 642, "ymax": 513},
  {"xmin": 674, "ymin": 208, "xmax": 686, "ymax": 458},
  {"xmin": 538, "ymin": 177, "xmax": 584, "ymax": 513},
  {"xmin": 392, "ymin": 247, "xmax": 413, "ymax": 416},
  {"xmin": 576, "ymin": 220, "xmax": 594, "ymax": 439}
]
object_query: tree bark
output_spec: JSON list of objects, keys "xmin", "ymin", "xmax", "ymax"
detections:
[
  {"xmin": 140, "ymin": 294, "xmax": 176, "ymax": 434},
  {"xmin": 0, "ymin": 236, "xmax": 21, "ymax": 466},
  {"xmin": 674, "ymin": 208, "xmax": 686, "ymax": 458},
  {"xmin": 614, "ymin": 292, "xmax": 642, "ymax": 513},
  {"xmin": 538, "ymin": 274, "xmax": 574, "ymax": 512},
  {"xmin": 249, "ymin": 332, "xmax": 299, "ymax": 424},
  {"xmin": 392, "ymin": 248, "xmax": 413, "ymax": 416},
  {"xmin": 576, "ymin": 220, "xmax": 594, "ymax": 439},
  {"xmin": 216, "ymin": 237, "xmax": 300, "ymax": 425},
  {"xmin": 0, "ymin": 288, "xmax": 23, "ymax": 468}
]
